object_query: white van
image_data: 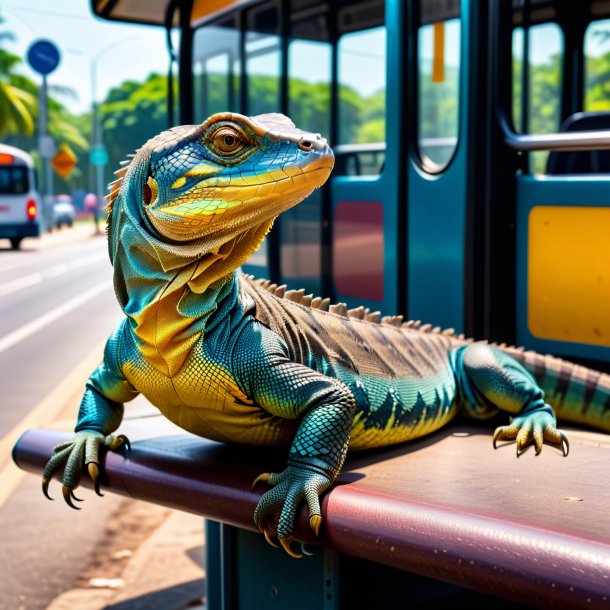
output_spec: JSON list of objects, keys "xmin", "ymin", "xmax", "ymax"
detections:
[{"xmin": 0, "ymin": 143, "xmax": 41, "ymax": 249}]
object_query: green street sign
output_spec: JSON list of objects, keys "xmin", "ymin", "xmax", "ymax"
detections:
[{"xmin": 90, "ymin": 145, "xmax": 109, "ymax": 166}]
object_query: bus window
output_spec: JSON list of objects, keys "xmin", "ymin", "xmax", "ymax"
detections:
[
  {"xmin": 192, "ymin": 18, "xmax": 241, "ymax": 121},
  {"xmin": 417, "ymin": 3, "xmax": 461, "ymax": 173},
  {"xmin": 0, "ymin": 167, "xmax": 28, "ymax": 194},
  {"xmin": 288, "ymin": 40, "xmax": 331, "ymax": 137},
  {"xmin": 512, "ymin": 23, "xmax": 564, "ymax": 173},
  {"xmin": 337, "ymin": 26, "xmax": 386, "ymax": 175},
  {"xmin": 246, "ymin": 2, "xmax": 281, "ymax": 116},
  {"xmin": 584, "ymin": 19, "xmax": 610, "ymax": 111},
  {"xmin": 280, "ymin": 34, "xmax": 331, "ymax": 291}
]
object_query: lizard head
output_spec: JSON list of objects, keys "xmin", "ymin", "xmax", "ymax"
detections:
[{"xmin": 108, "ymin": 112, "xmax": 333, "ymax": 248}]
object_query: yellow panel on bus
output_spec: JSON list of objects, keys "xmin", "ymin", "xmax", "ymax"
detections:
[{"xmin": 528, "ymin": 205, "xmax": 610, "ymax": 347}]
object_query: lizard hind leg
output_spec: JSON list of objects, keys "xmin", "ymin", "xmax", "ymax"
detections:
[{"xmin": 459, "ymin": 342, "xmax": 569, "ymax": 457}]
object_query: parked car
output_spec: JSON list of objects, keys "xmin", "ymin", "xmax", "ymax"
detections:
[
  {"xmin": 52, "ymin": 194, "xmax": 76, "ymax": 229},
  {"xmin": 0, "ymin": 143, "xmax": 41, "ymax": 249}
]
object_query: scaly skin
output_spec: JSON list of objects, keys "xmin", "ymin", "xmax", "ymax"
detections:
[{"xmin": 41, "ymin": 112, "xmax": 610, "ymax": 558}]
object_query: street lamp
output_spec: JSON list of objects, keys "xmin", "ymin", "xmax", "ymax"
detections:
[
  {"xmin": 90, "ymin": 37, "xmax": 136, "ymax": 208},
  {"xmin": 69, "ymin": 36, "xmax": 139, "ymax": 206}
]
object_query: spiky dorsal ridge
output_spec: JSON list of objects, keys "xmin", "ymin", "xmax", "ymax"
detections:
[
  {"xmin": 248, "ymin": 275, "xmax": 480, "ymax": 340},
  {"xmin": 104, "ymin": 152, "xmax": 138, "ymax": 216}
]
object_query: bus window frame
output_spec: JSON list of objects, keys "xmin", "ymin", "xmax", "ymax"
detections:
[
  {"xmin": 412, "ymin": 5, "xmax": 463, "ymax": 176},
  {"xmin": 501, "ymin": 3, "xmax": 610, "ymax": 162}
]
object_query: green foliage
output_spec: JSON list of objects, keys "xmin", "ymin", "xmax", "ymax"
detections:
[
  {"xmin": 512, "ymin": 53, "xmax": 562, "ymax": 173},
  {"xmin": 0, "ymin": 49, "xmax": 36, "ymax": 138},
  {"xmin": 99, "ymin": 73, "xmax": 170, "ymax": 186},
  {"xmin": 585, "ymin": 53, "xmax": 610, "ymax": 111}
]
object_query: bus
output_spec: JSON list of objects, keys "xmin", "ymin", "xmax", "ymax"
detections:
[
  {"xmin": 92, "ymin": 0, "xmax": 610, "ymax": 372},
  {"xmin": 0, "ymin": 143, "xmax": 41, "ymax": 249}
]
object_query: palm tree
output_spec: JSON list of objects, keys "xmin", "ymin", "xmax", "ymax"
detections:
[{"xmin": 0, "ymin": 40, "xmax": 36, "ymax": 139}]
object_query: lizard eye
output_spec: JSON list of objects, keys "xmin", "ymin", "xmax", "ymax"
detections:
[
  {"xmin": 143, "ymin": 174, "xmax": 158, "ymax": 206},
  {"xmin": 209, "ymin": 126, "xmax": 248, "ymax": 157}
]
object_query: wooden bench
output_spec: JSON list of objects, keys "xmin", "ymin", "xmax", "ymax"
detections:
[{"xmin": 12, "ymin": 416, "xmax": 610, "ymax": 610}]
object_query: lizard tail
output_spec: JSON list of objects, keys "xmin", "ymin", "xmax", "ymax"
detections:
[{"xmin": 502, "ymin": 346, "xmax": 610, "ymax": 432}]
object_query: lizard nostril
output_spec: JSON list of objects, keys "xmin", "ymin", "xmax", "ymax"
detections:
[{"xmin": 299, "ymin": 140, "xmax": 313, "ymax": 152}]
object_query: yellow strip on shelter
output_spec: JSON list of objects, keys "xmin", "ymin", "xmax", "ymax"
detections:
[{"xmin": 528, "ymin": 205, "xmax": 610, "ymax": 347}]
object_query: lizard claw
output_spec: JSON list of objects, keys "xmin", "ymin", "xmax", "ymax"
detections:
[
  {"xmin": 279, "ymin": 536, "xmax": 303, "ymax": 559},
  {"xmin": 493, "ymin": 410, "xmax": 569, "ymax": 457},
  {"xmin": 261, "ymin": 527, "xmax": 279, "ymax": 548},
  {"xmin": 62, "ymin": 485, "xmax": 81, "ymax": 510},
  {"xmin": 252, "ymin": 472, "xmax": 271, "ymax": 490},
  {"xmin": 492, "ymin": 426, "xmax": 505, "ymax": 450},
  {"xmin": 118, "ymin": 434, "xmax": 131, "ymax": 451},
  {"xmin": 42, "ymin": 477, "xmax": 53, "ymax": 501},
  {"xmin": 301, "ymin": 543, "xmax": 314, "ymax": 557},
  {"xmin": 88, "ymin": 462, "xmax": 103, "ymax": 497},
  {"xmin": 309, "ymin": 514, "xmax": 322, "ymax": 537},
  {"xmin": 107, "ymin": 434, "xmax": 130, "ymax": 451},
  {"xmin": 71, "ymin": 490, "xmax": 84, "ymax": 502},
  {"xmin": 253, "ymin": 464, "xmax": 331, "ymax": 556},
  {"xmin": 560, "ymin": 431, "xmax": 570, "ymax": 457},
  {"xmin": 41, "ymin": 431, "xmax": 128, "ymax": 506}
]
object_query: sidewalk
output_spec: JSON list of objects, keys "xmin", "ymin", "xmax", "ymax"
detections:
[
  {"xmin": 21, "ymin": 221, "xmax": 105, "ymax": 252},
  {"xmin": 44, "ymin": 404, "xmax": 208, "ymax": 609},
  {"xmin": 46, "ymin": 502, "xmax": 206, "ymax": 610}
]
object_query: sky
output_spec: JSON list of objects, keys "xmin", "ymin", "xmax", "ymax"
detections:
[{"xmin": 1, "ymin": 0, "xmax": 168, "ymax": 115}]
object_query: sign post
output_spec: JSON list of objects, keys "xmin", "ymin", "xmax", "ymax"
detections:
[{"xmin": 27, "ymin": 40, "xmax": 61, "ymax": 232}]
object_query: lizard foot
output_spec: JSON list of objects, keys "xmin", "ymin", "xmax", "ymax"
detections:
[
  {"xmin": 42, "ymin": 431, "xmax": 130, "ymax": 508},
  {"xmin": 493, "ymin": 410, "xmax": 569, "ymax": 457},
  {"xmin": 252, "ymin": 465, "xmax": 331, "ymax": 557}
]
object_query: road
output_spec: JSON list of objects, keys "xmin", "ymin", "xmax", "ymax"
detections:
[{"xmin": 0, "ymin": 228, "xmax": 129, "ymax": 610}]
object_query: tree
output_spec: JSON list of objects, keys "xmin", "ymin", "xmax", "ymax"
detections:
[{"xmin": 0, "ymin": 48, "xmax": 36, "ymax": 138}]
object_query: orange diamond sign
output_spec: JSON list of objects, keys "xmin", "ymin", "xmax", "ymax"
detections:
[{"xmin": 52, "ymin": 144, "xmax": 77, "ymax": 179}]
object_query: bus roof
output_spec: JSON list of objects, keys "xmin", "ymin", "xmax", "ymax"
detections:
[
  {"xmin": 0, "ymin": 144, "xmax": 34, "ymax": 168},
  {"xmin": 90, "ymin": 0, "xmax": 253, "ymax": 27}
]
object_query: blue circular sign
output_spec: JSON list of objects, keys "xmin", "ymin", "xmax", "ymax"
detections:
[{"xmin": 27, "ymin": 40, "xmax": 60, "ymax": 76}]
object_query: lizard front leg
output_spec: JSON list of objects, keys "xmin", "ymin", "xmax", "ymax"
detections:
[
  {"xmin": 233, "ymin": 321, "xmax": 355, "ymax": 557},
  {"xmin": 42, "ymin": 322, "xmax": 138, "ymax": 507}
]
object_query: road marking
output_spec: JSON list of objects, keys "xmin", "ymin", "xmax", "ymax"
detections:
[
  {"xmin": 0, "ymin": 282, "xmax": 111, "ymax": 354},
  {"xmin": 0, "ymin": 252, "xmax": 107, "ymax": 297},
  {"xmin": 0, "ymin": 338, "xmax": 107, "ymax": 511},
  {"xmin": 0, "ymin": 272, "xmax": 42, "ymax": 296}
]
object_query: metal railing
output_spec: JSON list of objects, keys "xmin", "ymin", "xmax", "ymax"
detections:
[{"xmin": 505, "ymin": 130, "xmax": 610, "ymax": 152}]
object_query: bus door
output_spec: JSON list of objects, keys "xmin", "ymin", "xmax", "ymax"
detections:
[
  {"xmin": 508, "ymin": 11, "xmax": 610, "ymax": 365},
  {"xmin": 330, "ymin": 0, "xmax": 401, "ymax": 315},
  {"xmin": 406, "ymin": 0, "xmax": 467, "ymax": 332}
]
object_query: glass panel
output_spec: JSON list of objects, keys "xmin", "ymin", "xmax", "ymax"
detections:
[
  {"xmin": 0, "ymin": 167, "xmax": 28, "ymax": 194},
  {"xmin": 246, "ymin": 3, "xmax": 281, "ymax": 116},
  {"xmin": 512, "ymin": 23, "xmax": 564, "ymax": 173},
  {"xmin": 288, "ymin": 40, "xmax": 331, "ymax": 136},
  {"xmin": 417, "ymin": 11, "xmax": 461, "ymax": 172},
  {"xmin": 512, "ymin": 27, "xmax": 524, "ymax": 133},
  {"xmin": 584, "ymin": 19, "xmax": 610, "ymax": 111},
  {"xmin": 337, "ymin": 26, "xmax": 386, "ymax": 150},
  {"xmin": 192, "ymin": 20, "xmax": 241, "ymax": 122},
  {"xmin": 280, "ymin": 38, "xmax": 331, "ymax": 293}
]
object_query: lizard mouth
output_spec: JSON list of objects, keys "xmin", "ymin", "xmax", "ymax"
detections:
[{"xmin": 151, "ymin": 150, "xmax": 334, "ymax": 235}]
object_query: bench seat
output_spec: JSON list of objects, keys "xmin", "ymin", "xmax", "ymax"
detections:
[{"xmin": 12, "ymin": 416, "xmax": 610, "ymax": 609}]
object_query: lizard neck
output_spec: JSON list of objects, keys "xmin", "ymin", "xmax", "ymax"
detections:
[{"xmin": 110, "ymin": 204, "xmax": 272, "ymax": 376}]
